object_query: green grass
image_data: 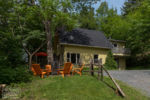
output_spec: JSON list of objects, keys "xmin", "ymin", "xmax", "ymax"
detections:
[
  {"xmin": 9, "ymin": 75, "xmax": 149, "ymax": 100},
  {"xmin": 83, "ymin": 66, "xmax": 117, "ymax": 71},
  {"xmin": 126, "ymin": 65, "xmax": 150, "ymax": 70}
]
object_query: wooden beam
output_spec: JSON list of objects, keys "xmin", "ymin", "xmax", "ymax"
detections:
[{"xmin": 102, "ymin": 66, "xmax": 126, "ymax": 97}]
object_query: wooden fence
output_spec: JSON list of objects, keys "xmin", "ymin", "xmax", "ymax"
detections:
[{"xmin": 82, "ymin": 59, "xmax": 126, "ymax": 97}]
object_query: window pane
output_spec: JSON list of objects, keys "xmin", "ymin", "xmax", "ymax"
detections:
[
  {"xmin": 67, "ymin": 53, "xmax": 70, "ymax": 62},
  {"xmin": 77, "ymin": 54, "xmax": 80, "ymax": 64},
  {"xmin": 94, "ymin": 54, "xmax": 98, "ymax": 63},
  {"xmin": 113, "ymin": 43, "xmax": 117, "ymax": 47},
  {"xmin": 67, "ymin": 53, "xmax": 70, "ymax": 58},
  {"xmin": 71, "ymin": 53, "xmax": 76, "ymax": 64}
]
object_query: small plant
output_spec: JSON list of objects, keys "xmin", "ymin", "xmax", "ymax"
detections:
[{"xmin": 104, "ymin": 51, "xmax": 117, "ymax": 70}]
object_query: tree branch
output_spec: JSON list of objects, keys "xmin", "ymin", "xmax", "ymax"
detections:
[
  {"xmin": 32, "ymin": 41, "xmax": 47, "ymax": 56},
  {"xmin": 21, "ymin": 41, "xmax": 31, "ymax": 55}
]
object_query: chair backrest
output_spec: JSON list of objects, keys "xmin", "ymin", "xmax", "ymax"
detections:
[
  {"xmin": 63, "ymin": 62, "xmax": 73, "ymax": 74},
  {"xmin": 32, "ymin": 64, "xmax": 42, "ymax": 75},
  {"xmin": 45, "ymin": 65, "xmax": 51, "ymax": 72},
  {"xmin": 31, "ymin": 66, "xmax": 35, "ymax": 72}
]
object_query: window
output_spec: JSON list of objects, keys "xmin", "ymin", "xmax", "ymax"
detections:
[
  {"xmin": 71, "ymin": 53, "xmax": 76, "ymax": 63},
  {"xmin": 113, "ymin": 43, "xmax": 117, "ymax": 47},
  {"xmin": 77, "ymin": 54, "xmax": 80, "ymax": 64},
  {"xmin": 94, "ymin": 54, "xmax": 98, "ymax": 63},
  {"xmin": 67, "ymin": 53, "xmax": 80, "ymax": 64},
  {"xmin": 67, "ymin": 53, "xmax": 70, "ymax": 62}
]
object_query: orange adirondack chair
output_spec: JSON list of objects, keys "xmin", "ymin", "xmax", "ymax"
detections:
[
  {"xmin": 32, "ymin": 64, "xmax": 47, "ymax": 78},
  {"xmin": 57, "ymin": 62, "xmax": 73, "ymax": 78},
  {"xmin": 31, "ymin": 65, "xmax": 36, "ymax": 76},
  {"xmin": 72, "ymin": 64, "xmax": 84, "ymax": 76},
  {"xmin": 45, "ymin": 65, "xmax": 52, "ymax": 75}
]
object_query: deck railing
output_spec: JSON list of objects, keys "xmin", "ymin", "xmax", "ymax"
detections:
[{"xmin": 112, "ymin": 47, "xmax": 131, "ymax": 55}]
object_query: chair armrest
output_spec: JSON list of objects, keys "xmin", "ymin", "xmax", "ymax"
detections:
[{"xmin": 41, "ymin": 69, "xmax": 47, "ymax": 73}]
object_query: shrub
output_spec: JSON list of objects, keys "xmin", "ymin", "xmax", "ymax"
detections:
[
  {"xmin": 0, "ymin": 66, "xmax": 32, "ymax": 84},
  {"xmin": 104, "ymin": 51, "xmax": 117, "ymax": 70}
]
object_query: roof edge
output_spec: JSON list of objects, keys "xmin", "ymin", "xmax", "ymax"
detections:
[
  {"xmin": 60, "ymin": 43, "xmax": 111, "ymax": 50},
  {"xmin": 109, "ymin": 39, "xmax": 126, "ymax": 43}
]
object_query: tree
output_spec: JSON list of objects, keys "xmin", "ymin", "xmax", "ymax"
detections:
[
  {"xmin": 10, "ymin": 1, "xmax": 47, "ymax": 68},
  {"xmin": 100, "ymin": 15, "xmax": 131, "ymax": 40},
  {"xmin": 0, "ymin": 0, "xmax": 23, "ymax": 67},
  {"xmin": 96, "ymin": 1, "xmax": 109, "ymax": 18},
  {"xmin": 122, "ymin": 0, "xmax": 142, "ymax": 15},
  {"xmin": 104, "ymin": 51, "xmax": 117, "ymax": 69},
  {"xmin": 96, "ymin": 2, "xmax": 130, "ymax": 40},
  {"xmin": 79, "ymin": 7, "xmax": 98, "ymax": 30},
  {"xmin": 37, "ymin": 0, "xmax": 76, "ymax": 68},
  {"xmin": 0, "ymin": 0, "xmax": 32, "ymax": 84},
  {"xmin": 7, "ymin": 0, "xmax": 76, "ymax": 69},
  {"xmin": 72, "ymin": 0, "xmax": 100, "ymax": 30},
  {"xmin": 127, "ymin": 0, "xmax": 150, "ymax": 55}
]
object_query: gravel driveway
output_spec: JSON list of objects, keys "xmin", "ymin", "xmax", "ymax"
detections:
[{"xmin": 105, "ymin": 70, "xmax": 150, "ymax": 96}]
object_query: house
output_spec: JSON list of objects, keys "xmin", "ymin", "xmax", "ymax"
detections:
[
  {"xmin": 57, "ymin": 28, "xmax": 130, "ymax": 69},
  {"xmin": 110, "ymin": 39, "xmax": 130, "ymax": 69}
]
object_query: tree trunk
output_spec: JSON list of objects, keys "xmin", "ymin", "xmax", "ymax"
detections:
[{"xmin": 44, "ymin": 20, "xmax": 54, "ymax": 66}]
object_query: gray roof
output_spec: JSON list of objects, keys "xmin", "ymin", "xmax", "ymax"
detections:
[{"xmin": 59, "ymin": 28, "xmax": 113, "ymax": 49}]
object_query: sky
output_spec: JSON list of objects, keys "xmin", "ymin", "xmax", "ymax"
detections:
[{"xmin": 93, "ymin": 0, "xmax": 126, "ymax": 14}]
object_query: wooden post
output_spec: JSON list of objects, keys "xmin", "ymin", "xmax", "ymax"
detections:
[
  {"xmin": 101, "ymin": 65, "xmax": 103, "ymax": 81},
  {"xmin": 98, "ymin": 60, "xmax": 101, "ymax": 80},
  {"xmin": 90, "ymin": 59, "xmax": 94, "ymax": 76},
  {"xmin": 102, "ymin": 66, "xmax": 126, "ymax": 97},
  {"xmin": 99, "ymin": 59, "xmax": 103, "ymax": 81},
  {"xmin": 89, "ymin": 60, "xmax": 91, "ymax": 75},
  {"xmin": 0, "ymin": 84, "xmax": 6, "ymax": 98}
]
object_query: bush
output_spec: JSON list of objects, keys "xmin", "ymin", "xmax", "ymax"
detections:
[
  {"xmin": 104, "ymin": 51, "xmax": 117, "ymax": 70},
  {"xmin": 0, "ymin": 66, "xmax": 32, "ymax": 84}
]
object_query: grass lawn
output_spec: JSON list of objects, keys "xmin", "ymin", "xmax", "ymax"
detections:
[{"xmin": 6, "ymin": 75, "xmax": 149, "ymax": 100}]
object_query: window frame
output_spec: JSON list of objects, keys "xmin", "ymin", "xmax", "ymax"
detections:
[
  {"xmin": 67, "ymin": 53, "xmax": 71, "ymax": 62},
  {"xmin": 94, "ymin": 54, "xmax": 98, "ymax": 64},
  {"xmin": 66, "ymin": 52, "xmax": 80, "ymax": 64}
]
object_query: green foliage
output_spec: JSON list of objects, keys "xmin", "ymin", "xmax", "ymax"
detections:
[
  {"xmin": 96, "ymin": 1, "xmax": 109, "ymax": 18},
  {"xmin": 0, "ymin": 66, "xmax": 32, "ymax": 84},
  {"xmin": 104, "ymin": 51, "xmax": 117, "ymax": 69},
  {"xmin": 77, "ymin": 6, "xmax": 98, "ymax": 30},
  {"xmin": 0, "ymin": 1, "xmax": 32, "ymax": 84},
  {"xmin": 0, "ymin": 32, "xmax": 23, "ymax": 67},
  {"xmin": 72, "ymin": 0, "xmax": 99, "ymax": 30},
  {"xmin": 100, "ymin": 15, "xmax": 131, "ymax": 40},
  {"xmin": 97, "ymin": 0, "xmax": 150, "ymax": 67},
  {"xmin": 122, "ymin": 0, "xmax": 142, "ymax": 15},
  {"xmin": 126, "ymin": 0, "xmax": 150, "ymax": 55},
  {"xmin": 96, "ymin": 1, "xmax": 128, "ymax": 39}
]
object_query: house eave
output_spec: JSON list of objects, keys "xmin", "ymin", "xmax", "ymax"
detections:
[
  {"xmin": 60, "ymin": 43, "xmax": 111, "ymax": 50},
  {"xmin": 109, "ymin": 39, "xmax": 126, "ymax": 43}
]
